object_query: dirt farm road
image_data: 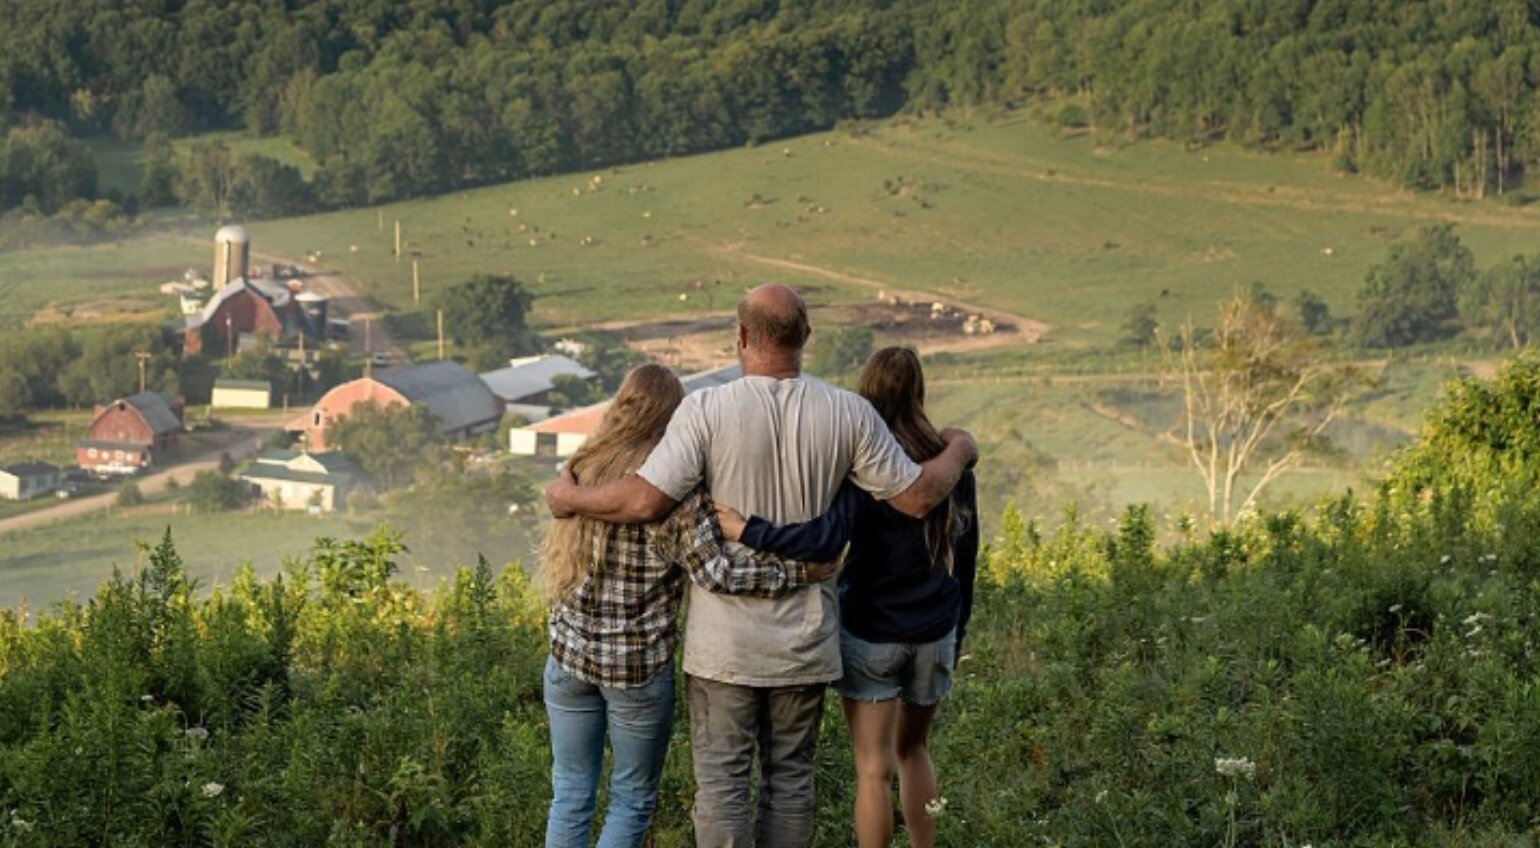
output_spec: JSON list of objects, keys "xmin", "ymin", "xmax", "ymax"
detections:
[{"xmin": 0, "ymin": 418, "xmax": 278, "ymax": 538}]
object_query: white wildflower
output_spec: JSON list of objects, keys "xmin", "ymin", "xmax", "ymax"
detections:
[
  {"xmin": 185, "ymin": 727, "xmax": 209, "ymax": 743},
  {"xmin": 201, "ymin": 782, "xmax": 224, "ymax": 798},
  {"xmin": 924, "ymin": 796, "xmax": 948, "ymax": 817},
  {"xmin": 1439, "ymin": 555, "xmax": 1451, "ymax": 564},
  {"xmin": 1466, "ymin": 625, "xmax": 1483, "ymax": 639},
  {"xmin": 1388, "ymin": 604, "xmax": 1403, "ymax": 613},
  {"xmin": 140, "ymin": 694, "xmax": 155, "ymax": 703},
  {"xmin": 1462, "ymin": 612, "xmax": 1490, "ymax": 627},
  {"xmin": 10, "ymin": 816, "xmax": 33, "ymax": 834},
  {"xmin": 1214, "ymin": 757, "xmax": 1257, "ymax": 781},
  {"xmin": 1094, "ymin": 790, "xmax": 1108, "ymax": 804}
]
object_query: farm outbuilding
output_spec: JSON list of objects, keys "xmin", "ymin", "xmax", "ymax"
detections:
[
  {"xmin": 240, "ymin": 450, "xmax": 359, "ymax": 513},
  {"xmin": 211, "ymin": 378, "xmax": 273, "ymax": 410},
  {"xmin": 508, "ymin": 363, "xmax": 741, "ymax": 458},
  {"xmin": 77, "ymin": 392, "xmax": 184, "ymax": 475},
  {"xmin": 480, "ymin": 354, "xmax": 596, "ymax": 421},
  {"xmin": 300, "ymin": 360, "xmax": 503, "ymax": 450},
  {"xmin": 0, "ymin": 462, "xmax": 63, "ymax": 501}
]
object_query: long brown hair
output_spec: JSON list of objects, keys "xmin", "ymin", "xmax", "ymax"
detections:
[
  {"xmin": 858, "ymin": 346, "xmax": 962, "ymax": 572},
  {"xmin": 539, "ymin": 363, "xmax": 686, "ymax": 602}
]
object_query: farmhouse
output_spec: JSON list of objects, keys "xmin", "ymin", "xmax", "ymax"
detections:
[
  {"xmin": 76, "ymin": 392, "xmax": 184, "ymax": 474},
  {"xmin": 509, "ymin": 363, "xmax": 741, "ymax": 458},
  {"xmin": 0, "ymin": 462, "xmax": 63, "ymax": 501},
  {"xmin": 479, "ymin": 354, "xmax": 596, "ymax": 421},
  {"xmin": 240, "ymin": 450, "xmax": 358, "ymax": 513},
  {"xmin": 212, "ymin": 378, "xmax": 273, "ymax": 410},
  {"xmin": 302, "ymin": 360, "xmax": 503, "ymax": 450}
]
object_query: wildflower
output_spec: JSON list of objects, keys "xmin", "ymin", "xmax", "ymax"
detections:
[
  {"xmin": 185, "ymin": 727, "xmax": 209, "ymax": 743},
  {"xmin": 201, "ymin": 782, "xmax": 224, "ymax": 798},
  {"xmin": 1465, "ymin": 625, "xmax": 1483, "ymax": 639},
  {"xmin": 1214, "ymin": 757, "xmax": 1257, "ymax": 781},
  {"xmin": 924, "ymin": 796, "xmax": 948, "ymax": 817},
  {"xmin": 1388, "ymin": 604, "xmax": 1402, "ymax": 613},
  {"xmin": 1439, "ymin": 555, "xmax": 1451, "ymax": 564},
  {"xmin": 1094, "ymin": 790, "xmax": 1108, "ymax": 804},
  {"xmin": 10, "ymin": 816, "xmax": 33, "ymax": 834},
  {"xmin": 140, "ymin": 694, "xmax": 155, "ymax": 703},
  {"xmin": 1461, "ymin": 612, "xmax": 1490, "ymax": 627}
]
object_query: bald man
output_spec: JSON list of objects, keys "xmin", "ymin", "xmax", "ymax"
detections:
[{"xmin": 546, "ymin": 284, "xmax": 976, "ymax": 848}]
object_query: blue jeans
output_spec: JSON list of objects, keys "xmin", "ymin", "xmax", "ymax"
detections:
[{"xmin": 544, "ymin": 656, "xmax": 676, "ymax": 848}]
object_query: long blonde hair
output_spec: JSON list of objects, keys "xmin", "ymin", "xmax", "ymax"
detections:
[{"xmin": 540, "ymin": 363, "xmax": 686, "ymax": 602}]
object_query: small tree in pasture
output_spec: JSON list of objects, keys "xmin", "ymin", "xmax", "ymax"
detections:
[{"xmin": 1165, "ymin": 295, "xmax": 1359, "ymax": 524}]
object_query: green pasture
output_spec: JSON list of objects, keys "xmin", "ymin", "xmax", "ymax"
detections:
[
  {"xmin": 0, "ymin": 232, "xmax": 207, "ymax": 330},
  {"xmin": 17, "ymin": 111, "xmax": 1540, "ymax": 340},
  {"xmin": 0, "ymin": 510, "xmax": 364, "ymax": 609},
  {"xmin": 237, "ymin": 115, "xmax": 1540, "ymax": 342}
]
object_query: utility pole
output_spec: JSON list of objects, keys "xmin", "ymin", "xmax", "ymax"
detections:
[
  {"xmin": 134, "ymin": 351, "xmax": 152, "ymax": 394},
  {"xmin": 364, "ymin": 318, "xmax": 373, "ymax": 376},
  {"xmin": 412, "ymin": 260, "xmax": 421, "ymax": 305},
  {"xmin": 437, "ymin": 309, "xmax": 446, "ymax": 360},
  {"xmin": 225, "ymin": 316, "xmax": 234, "ymax": 359},
  {"xmin": 394, "ymin": 220, "xmax": 401, "ymax": 261}
]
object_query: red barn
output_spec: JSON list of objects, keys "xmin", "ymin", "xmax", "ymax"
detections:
[
  {"xmin": 77, "ymin": 392, "xmax": 184, "ymax": 475},
  {"xmin": 182, "ymin": 279, "xmax": 291, "ymax": 355},
  {"xmin": 301, "ymin": 361, "xmax": 502, "ymax": 450}
]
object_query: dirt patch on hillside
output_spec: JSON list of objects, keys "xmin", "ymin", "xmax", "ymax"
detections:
[{"xmin": 595, "ymin": 295, "xmax": 1035, "ymax": 372}]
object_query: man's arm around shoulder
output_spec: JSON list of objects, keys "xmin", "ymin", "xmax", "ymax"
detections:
[
  {"xmin": 545, "ymin": 469, "xmax": 677, "ymax": 524},
  {"xmin": 885, "ymin": 429, "xmax": 978, "ymax": 519}
]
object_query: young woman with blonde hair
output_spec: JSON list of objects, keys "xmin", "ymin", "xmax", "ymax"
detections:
[{"xmin": 540, "ymin": 363, "xmax": 827, "ymax": 848}]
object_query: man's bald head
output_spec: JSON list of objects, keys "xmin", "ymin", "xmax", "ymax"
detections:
[{"xmin": 737, "ymin": 284, "xmax": 811, "ymax": 351}]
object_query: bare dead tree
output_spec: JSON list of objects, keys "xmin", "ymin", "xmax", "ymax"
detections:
[{"xmin": 1163, "ymin": 295, "xmax": 1359, "ymax": 524}]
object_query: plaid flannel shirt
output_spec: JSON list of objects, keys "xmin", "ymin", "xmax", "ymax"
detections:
[{"xmin": 549, "ymin": 489, "xmax": 818, "ymax": 688}]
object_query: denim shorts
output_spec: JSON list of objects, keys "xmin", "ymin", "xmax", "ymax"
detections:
[{"xmin": 835, "ymin": 628, "xmax": 956, "ymax": 706}]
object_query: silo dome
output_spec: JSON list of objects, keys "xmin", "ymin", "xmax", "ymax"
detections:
[{"xmin": 215, "ymin": 224, "xmax": 250, "ymax": 244}]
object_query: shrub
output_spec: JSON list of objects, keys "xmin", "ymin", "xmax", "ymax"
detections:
[{"xmin": 116, "ymin": 481, "xmax": 145, "ymax": 507}]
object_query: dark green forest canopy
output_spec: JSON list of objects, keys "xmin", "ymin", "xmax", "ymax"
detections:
[{"xmin": 6, "ymin": 0, "xmax": 1540, "ymax": 209}]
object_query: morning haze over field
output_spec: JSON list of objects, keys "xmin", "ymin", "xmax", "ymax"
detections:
[{"xmin": 7, "ymin": 2, "xmax": 1540, "ymax": 844}]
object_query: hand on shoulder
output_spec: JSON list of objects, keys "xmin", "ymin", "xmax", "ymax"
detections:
[
  {"xmin": 545, "ymin": 467, "xmax": 578, "ymax": 519},
  {"xmin": 939, "ymin": 427, "xmax": 979, "ymax": 468}
]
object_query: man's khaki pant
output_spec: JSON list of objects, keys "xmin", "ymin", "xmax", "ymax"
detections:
[{"xmin": 687, "ymin": 674, "xmax": 827, "ymax": 848}]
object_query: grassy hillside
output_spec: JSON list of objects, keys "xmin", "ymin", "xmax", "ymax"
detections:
[
  {"xmin": 239, "ymin": 115, "xmax": 1540, "ymax": 342},
  {"xmin": 21, "ymin": 113, "xmax": 1540, "ymax": 339}
]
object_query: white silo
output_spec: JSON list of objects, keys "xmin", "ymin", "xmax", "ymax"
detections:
[{"xmin": 213, "ymin": 225, "xmax": 250, "ymax": 287}]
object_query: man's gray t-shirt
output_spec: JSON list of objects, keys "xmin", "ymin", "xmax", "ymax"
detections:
[{"xmin": 637, "ymin": 374, "xmax": 922, "ymax": 687}]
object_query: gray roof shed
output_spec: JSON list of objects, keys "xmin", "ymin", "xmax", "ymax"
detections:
[{"xmin": 374, "ymin": 361, "xmax": 502, "ymax": 435}]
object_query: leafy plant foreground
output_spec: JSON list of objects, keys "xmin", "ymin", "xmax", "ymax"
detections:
[{"xmin": 6, "ymin": 358, "xmax": 1540, "ymax": 847}]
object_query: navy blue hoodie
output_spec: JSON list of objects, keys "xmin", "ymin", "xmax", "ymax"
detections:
[{"xmin": 739, "ymin": 472, "xmax": 977, "ymax": 650}]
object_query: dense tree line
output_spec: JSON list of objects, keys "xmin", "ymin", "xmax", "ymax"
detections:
[{"xmin": 11, "ymin": 1, "xmax": 1540, "ymax": 217}]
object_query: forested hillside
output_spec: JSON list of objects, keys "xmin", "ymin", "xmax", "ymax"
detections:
[{"xmin": 6, "ymin": 0, "xmax": 1540, "ymax": 217}]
